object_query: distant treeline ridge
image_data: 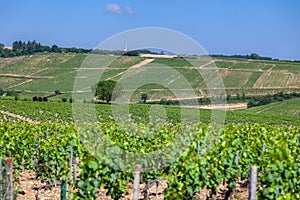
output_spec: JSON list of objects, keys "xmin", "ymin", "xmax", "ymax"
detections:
[{"xmin": 0, "ymin": 40, "xmax": 299, "ymax": 62}]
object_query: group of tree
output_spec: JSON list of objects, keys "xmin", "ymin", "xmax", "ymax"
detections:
[
  {"xmin": 32, "ymin": 96, "xmax": 48, "ymax": 102},
  {"xmin": 0, "ymin": 89, "xmax": 18, "ymax": 97},
  {"xmin": 210, "ymin": 53, "xmax": 273, "ymax": 61},
  {"xmin": 123, "ymin": 49, "xmax": 158, "ymax": 56},
  {"xmin": 0, "ymin": 41, "xmax": 92, "ymax": 58},
  {"xmin": 0, "ymin": 40, "xmax": 166, "ymax": 58},
  {"xmin": 246, "ymin": 91, "xmax": 300, "ymax": 107},
  {"xmin": 93, "ymin": 81, "xmax": 155, "ymax": 104}
]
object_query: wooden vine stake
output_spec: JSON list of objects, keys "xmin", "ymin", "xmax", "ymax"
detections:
[
  {"xmin": 132, "ymin": 165, "xmax": 141, "ymax": 200},
  {"xmin": 248, "ymin": 166, "xmax": 257, "ymax": 200},
  {"xmin": 0, "ymin": 157, "xmax": 2, "ymax": 200},
  {"xmin": 68, "ymin": 150, "xmax": 73, "ymax": 199},
  {"xmin": 6, "ymin": 158, "xmax": 13, "ymax": 200}
]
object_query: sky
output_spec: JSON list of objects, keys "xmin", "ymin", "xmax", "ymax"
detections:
[{"xmin": 1, "ymin": 0, "xmax": 300, "ymax": 60}]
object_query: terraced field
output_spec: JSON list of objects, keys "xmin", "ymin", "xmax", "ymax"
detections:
[{"xmin": 0, "ymin": 53, "xmax": 300, "ymax": 101}]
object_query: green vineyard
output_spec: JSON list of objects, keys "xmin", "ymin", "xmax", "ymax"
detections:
[{"xmin": 0, "ymin": 115, "xmax": 299, "ymax": 199}]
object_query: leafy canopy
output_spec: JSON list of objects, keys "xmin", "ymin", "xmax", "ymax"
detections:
[{"xmin": 94, "ymin": 80, "xmax": 121, "ymax": 104}]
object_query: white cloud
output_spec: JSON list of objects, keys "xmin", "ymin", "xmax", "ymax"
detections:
[
  {"xmin": 106, "ymin": 3, "xmax": 122, "ymax": 15},
  {"xmin": 124, "ymin": 6, "xmax": 137, "ymax": 15},
  {"xmin": 105, "ymin": 3, "xmax": 137, "ymax": 15}
]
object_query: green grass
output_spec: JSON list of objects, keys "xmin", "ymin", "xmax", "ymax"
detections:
[
  {"xmin": 244, "ymin": 72, "xmax": 263, "ymax": 87},
  {"xmin": 245, "ymin": 98, "xmax": 300, "ymax": 117},
  {"xmin": 254, "ymin": 71, "xmax": 291, "ymax": 88},
  {"xmin": 273, "ymin": 64, "xmax": 300, "ymax": 71},
  {"xmin": 108, "ymin": 56, "xmax": 145, "ymax": 68},
  {"xmin": 150, "ymin": 58, "xmax": 193, "ymax": 66},
  {"xmin": 16, "ymin": 69, "xmax": 77, "ymax": 91},
  {"xmin": 0, "ymin": 53, "xmax": 300, "ymax": 99},
  {"xmin": 222, "ymin": 70, "xmax": 253, "ymax": 88},
  {"xmin": 0, "ymin": 98, "xmax": 299, "ymax": 125}
]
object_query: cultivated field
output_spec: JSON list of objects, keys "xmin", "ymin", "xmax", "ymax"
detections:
[
  {"xmin": 1, "ymin": 53, "xmax": 300, "ymax": 101},
  {"xmin": 1, "ymin": 53, "xmax": 300, "ymax": 199}
]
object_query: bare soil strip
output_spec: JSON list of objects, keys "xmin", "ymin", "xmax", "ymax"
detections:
[
  {"xmin": 106, "ymin": 59, "xmax": 154, "ymax": 80},
  {"xmin": 17, "ymin": 170, "xmax": 248, "ymax": 200},
  {"xmin": 7, "ymin": 79, "xmax": 33, "ymax": 89},
  {"xmin": 0, "ymin": 73, "xmax": 53, "ymax": 79},
  {"xmin": 0, "ymin": 110, "xmax": 40, "ymax": 124}
]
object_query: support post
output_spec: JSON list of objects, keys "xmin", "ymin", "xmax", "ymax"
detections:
[
  {"xmin": 235, "ymin": 151, "xmax": 239, "ymax": 165},
  {"xmin": 73, "ymin": 162, "xmax": 76, "ymax": 186},
  {"xmin": 249, "ymin": 166, "xmax": 257, "ymax": 200},
  {"xmin": 0, "ymin": 158, "xmax": 2, "ymax": 200},
  {"xmin": 6, "ymin": 158, "xmax": 13, "ymax": 200},
  {"xmin": 61, "ymin": 181, "xmax": 66, "ymax": 200},
  {"xmin": 197, "ymin": 141, "xmax": 201, "ymax": 154},
  {"xmin": 132, "ymin": 165, "xmax": 141, "ymax": 200},
  {"xmin": 68, "ymin": 150, "xmax": 73, "ymax": 199},
  {"xmin": 262, "ymin": 143, "xmax": 266, "ymax": 152}
]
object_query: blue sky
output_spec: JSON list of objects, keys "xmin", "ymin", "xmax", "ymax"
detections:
[{"xmin": 1, "ymin": 0, "xmax": 299, "ymax": 60}]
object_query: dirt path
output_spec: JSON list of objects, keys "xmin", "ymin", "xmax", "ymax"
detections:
[
  {"xmin": 0, "ymin": 110, "xmax": 40, "ymax": 124},
  {"xmin": 0, "ymin": 73, "xmax": 53, "ymax": 79},
  {"xmin": 7, "ymin": 79, "xmax": 33, "ymax": 89},
  {"xmin": 17, "ymin": 170, "xmax": 248, "ymax": 200},
  {"xmin": 106, "ymin": 59, "xmax": 154, "ymax": 80},
  {"xmin": 255, "ymin": 105, "xmax": 276, "ymax": 114}
]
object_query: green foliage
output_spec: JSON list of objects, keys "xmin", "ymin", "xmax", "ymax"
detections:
[
  {"xmin": 250, "ymin": 53, "xmax": 260, "ymax": 59},
  {"xmin": 55, "ymin": 90, "xmax": 61, "ymax": 95},
  {"xmin": 94, "ymin": 80, "xmax": 120, "ymax": 104},
  {"xmin": 141, "ymin": 93, "xmax": 148, "ymax": 103},
  {"xmin": 0, "ymin": 119, "xmax": 299, "ymax": 199},
  {"xmin": 0, "ymin": 99, "xmax": 300, "ymax": 125},
  {"xmin": 151, "ymin": 57, "xmax": 192, "ymax": 66},
  {"xmin": 51, "ymin": 45, "xmax": 60, "ymax": 53}
]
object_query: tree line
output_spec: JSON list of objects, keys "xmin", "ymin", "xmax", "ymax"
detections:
[
  {"xmin": 210, "ymin": 53, "xmax": 274, "ymax": 61},
  {"xmin": 0, "ymin": 40, "xmax": 92, "ymax": 58},
  {"xmin": 0, "ymin": 40, "xmax": 162, "ymax": 58}
]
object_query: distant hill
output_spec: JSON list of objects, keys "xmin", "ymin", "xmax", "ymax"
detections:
[{"xmin": 0, "ymin": 52, "xmax": 300, "ymax": 101}]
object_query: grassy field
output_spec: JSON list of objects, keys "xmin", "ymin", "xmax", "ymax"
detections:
[
  {"xmin": 0, "ymin": 53, "xmax": 300, "ymax": 101},
  {"xmin": 245, "ymin": 98, "xmax": 300, "ymax": 117},
  {"xmin": 0, "ymin": 98, "xmax": 299, "ymax": 125}
]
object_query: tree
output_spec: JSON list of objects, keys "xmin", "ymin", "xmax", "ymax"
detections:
[
  {"xmin": 160, "ymin": 98, "xmax": 168, "ymax": 105},
  {"xmin": 242, "ymin": 93, "xmax": 246, "ymax": 101},
  {"xmin": 43, "ymin": 46, "xmax": 51, "ymax": 52},
  {"xmin": 250, "ymin": 53, "xmax": 260, "ymax": 59},
  {"xmin": 32, "ymin": 96, "xmax": 38, "ymax": 101},
  {"xmin": 51, "ymin": 45, "xmax": 60, "ymax": 53},
  {"xmin": 94, "ymin": 80, "xmax": 120, "ymax": 104},
  {"xmin": 55, "ymin": 90, "xmax": 61, "ymax": 95},
  {"xmin": 236, "ymin": 93, "xmax": 240, "ymax": 101},
  {"xmin": 141, "ymin": 93, "xmax": 148, "ymax": 103},
  {"xmin": 226, "ymin": 92, "xmax": 231, "ymax": 102},
  {"xmin": 6, "ymin": 90, "xmax": 17, "ymax": 97}
]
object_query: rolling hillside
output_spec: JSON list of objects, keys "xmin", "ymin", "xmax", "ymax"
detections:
[
  {"xmin": 0, "ymin": 53, "xmax": 300, "ymax": 101},
  {"xmin": 245, "ymin": 98, "xmax": 300, "ymax": 117}
]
